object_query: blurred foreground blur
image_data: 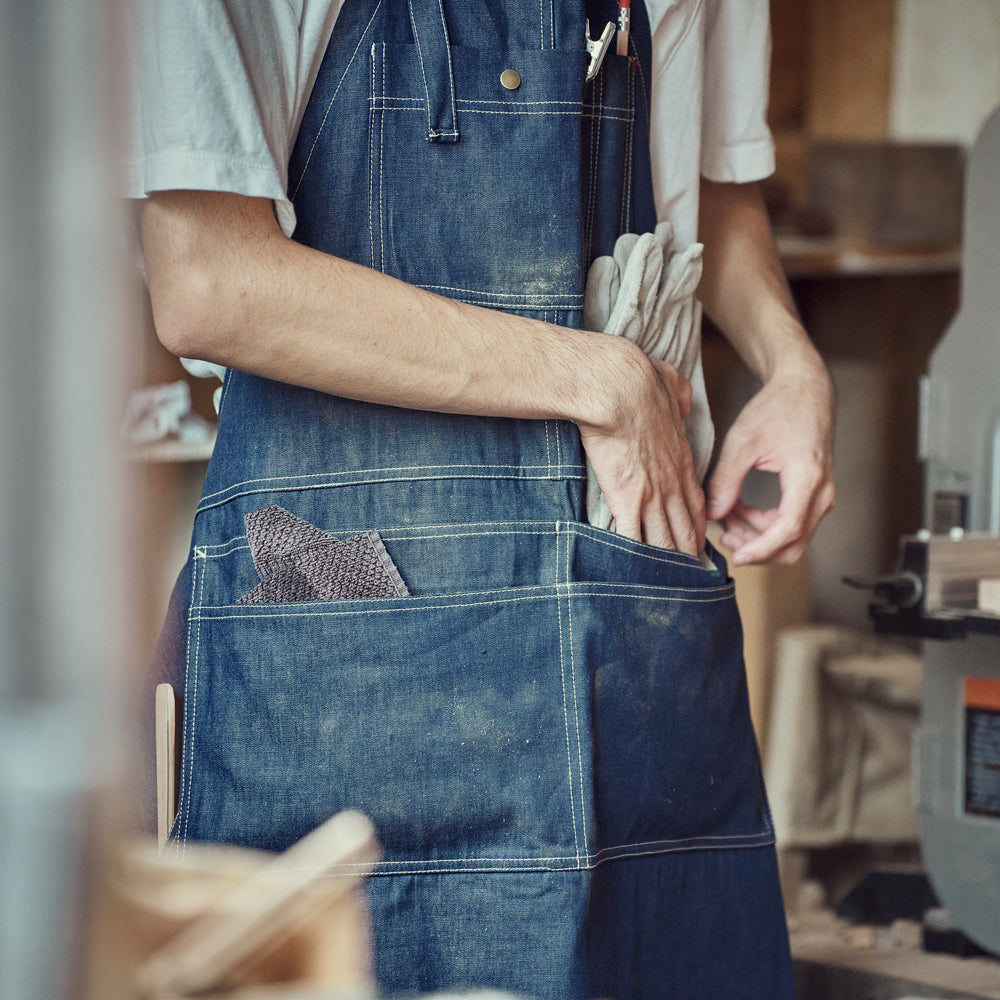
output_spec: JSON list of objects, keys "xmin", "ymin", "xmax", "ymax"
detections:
[{"xmin": 0, "ymin": 2, "xmax": 137, "ymax": 997}]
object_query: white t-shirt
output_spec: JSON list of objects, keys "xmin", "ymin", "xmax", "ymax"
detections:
[{"xmin": 125, "ymin": 0, "xmax": 774, "ymax": 249}]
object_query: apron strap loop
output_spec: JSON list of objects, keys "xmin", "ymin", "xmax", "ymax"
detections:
[{"xmin": 407, "ymin": 0, "xmax": 459, "ymax": 143}]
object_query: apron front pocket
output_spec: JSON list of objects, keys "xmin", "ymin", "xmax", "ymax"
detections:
[
  {"xmin": 177, "ymin": 513, "xmax": 771, "ymax": 870},
  {"xmin": 558, "ymin": 523, "xmax": 774, "ymax": 859},
  {"xmin": 176, "ymin": 525, "xmax": 594, "ymax": 870}
]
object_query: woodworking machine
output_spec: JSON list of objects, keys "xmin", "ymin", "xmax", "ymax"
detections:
[{"xmin": 865, "ymin": 106, "xmax": 1000, "ymax": 957}]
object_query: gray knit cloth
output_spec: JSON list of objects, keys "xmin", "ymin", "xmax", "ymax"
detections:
[{"xmin": 238, "ymin": 505, "xmax": 409, "ymax": 603}]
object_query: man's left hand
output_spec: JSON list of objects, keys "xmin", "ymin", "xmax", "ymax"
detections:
[{"xmin": 706, "ymin": 357, "xmax": 835, "ymax": 566}]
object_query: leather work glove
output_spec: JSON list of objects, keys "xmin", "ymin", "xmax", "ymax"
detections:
[{"xmin": 583, "ymin": 222, "xmax": 714, "ymax": 532}]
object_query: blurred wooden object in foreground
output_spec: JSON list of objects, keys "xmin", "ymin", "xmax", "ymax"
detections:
[{"xmin": 102, "ymin": 811, "xmax": 379, "ymax": 999}]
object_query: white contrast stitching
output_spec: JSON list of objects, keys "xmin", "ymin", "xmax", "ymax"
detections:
[
  {"xmin": 586, "ymin": 74, "xmax": 601, "ymax": 256},
  {"xmin": 174, "ymin": 551, "xmax": 200, "ymax": 849},
  {"xmin": 436, "ymin": 0, "xmax": 459, "ymax": 136},
  {"xmin": 443, "ymin": 298, "xmax": 582, "ymax": 310},
  {"xmin": 252, "ymin": 832, "xmax": 774, "ymax": 878},
  {"xmin": 198, "ymin": 463, "xmax": 584, "ymax": 505},
  {"xmin": 407, "ymin": 3, "xmax": 435, "ymax": 138},
  {"xmin": 193, "ymin": 540, "xmax": 732, "ymax": 609},
  {"xmin": 626, "ymin": 63, "xmax": 635, "ymax": 232},
  {"xmin": 373, "ymin": 97, "xmax": 632, "ymax": 112},
  {"xmin": 193, "ymin": 523, "xmax": 725, "ymax": 585},
  {"xmin": 554, "ymin": 527, "xmax": 581, "ymax": 861},
  {"xmin": 200, "ymin": 529, "xmax": 548, "ymax": 560},
  {"xmin": 575, "ymin": 527, "xmax": 716, "ymax": 571},
  {"xmin": 630, "ymin": 31, "xmax": 650, "ymax": 128},
  {"xmin": 198, "ymin": 464, "xmax": 581, "ymax": 501},
  {"xmin": 370, "ymin": 104, "xmax": 634, "ymax": 123},
  {"xmin": 379, "ymin": 48, "xmax": 385, "ymax": 272},
  {"xmin": 181, "ymin": 549, "xmax": 207, "ymax": 851},
  {"xmin": 414, "ymin": 285, "xmax": 582, "ymax": 300},
  {"xmin": 258, "ymin": 830, "xmax": 773, "ymax": 871},
  {"xmin": 197, "ymin": 521, "xmax": 557, "ymax": 555},
  {"xmin": 619, "ymin": 68, "xmax": 632, "ymax": 235},
  {"xmin": 564, "ymin": 526, "xmax": 589, "ymax": 859},
  {"xmin": 196, "ymin": 471, "xmax": 588, "ymax": 513},
  {"xmin": 368, "ymin": 50, "xmax": 377, "ymax": 268},
  {"xmin": 193, "ymin": 526, "xmax": 726, "ymax": 589},
  {"xmin": 192, "ymin": 587, "xmax": 734, "ymax": 620},
  {"xmin": 291, "ymin": 0, "xmax": 384, "ymax": 201},
  {"xmin": 198, "ymin": 537, "xmax": 251, "ymax": 558},
  {"xmin": 216, "ymin": 367, "xmax": 234, "ymax": 416}
]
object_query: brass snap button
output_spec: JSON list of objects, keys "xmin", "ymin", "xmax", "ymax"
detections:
[{"xmin": 500, "ymin": 69, "xmax": 522, "ymax": 91}]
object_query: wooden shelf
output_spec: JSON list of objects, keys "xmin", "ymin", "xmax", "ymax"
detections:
[
  {"xmin": 127, "ymin": 434, "xmax": 216, "ymax": 464},
  {"xmin": 778, "ymin": 235, "xmax": 962, "ymax": 279}
]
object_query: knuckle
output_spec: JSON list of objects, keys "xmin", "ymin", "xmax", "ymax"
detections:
[
  {"xmin": 779, "ymin": 544, "xmax": 806, "ymax": 566},
  {"xmin": 772, "ymin": 523, "xmax": 802, "ymax": 551},
  {"xmin": 650, "ymin": 529, "xmax": 675, "ymax": 550},
  {"xmin": 675, "ymin": 525, "xmax": 699, "ymax": 554},
  {"xmin": 801, "ymin": 456, "xmax": 825, "ymax": 483},
  {"xmin": 689, "ymin": 499, "xmax": 707, "ymax": 527},
  {"xmin": 615, "ymin": 511, "xmax": 641, "ymax": 535}
]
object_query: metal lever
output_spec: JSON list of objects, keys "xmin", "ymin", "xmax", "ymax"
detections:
[
  {"xmin": 843, "ymin": 572, "xmax": 924, "ymax": 609},
  {"xmin": 585, "ymin": 20, "xmax": 615, "ymax": 82}
]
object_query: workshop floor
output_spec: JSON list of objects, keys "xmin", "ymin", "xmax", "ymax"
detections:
[{"xmin": 789, "ymin": 909, "xmax": 1000, "ymax": 1000}]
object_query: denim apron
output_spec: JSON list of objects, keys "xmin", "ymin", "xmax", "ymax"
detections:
[{"xmin": 156, "ymin": 1, "xmax": 794, "ymax": 996}]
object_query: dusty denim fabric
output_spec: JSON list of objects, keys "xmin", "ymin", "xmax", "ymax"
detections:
[{"xmin": 152, "ymin": 1, "xmax": 795, "ymax": 997}]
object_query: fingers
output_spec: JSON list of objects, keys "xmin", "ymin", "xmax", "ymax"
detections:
[
  {"xmin": 673, "ymin": 470, "xmax": 708, "ymax": 553},
  {"xmin": 705, "ymin": 434, "xmax": 754, "ymax": 524},
  {"xmin": 577, "ymin": 348, "xmax": 705, "ymax": 557},
  {"xmin": 718, "ymin": 465, "xmax": 835, "ymax": 566},
  {"xmin": 608, "ymin": 478, "xmax": 705, "ymax": 556},
  {"xmin": 706, "ymin": 362, "xmax": 836, "ymax": 566},
  {"xmin": 584, "ymin": 429, "xmax": 705, "ymax": 557},
  {"xmin": 612, "ymin": 506, "xmax": 647, "ymax": 546},
  {"xmin": 632, "ymin": 403, "xmax": 706, "ymax": 555}
]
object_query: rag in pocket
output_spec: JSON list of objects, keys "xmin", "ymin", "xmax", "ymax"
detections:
[{"xmin": 238, "ymin": 506, "xmax": 409, "ymax": 603}]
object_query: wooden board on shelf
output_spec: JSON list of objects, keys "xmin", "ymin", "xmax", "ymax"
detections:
[{"xmin": 127, "ymin": 435, "xmax": 216, "ymax": 464}]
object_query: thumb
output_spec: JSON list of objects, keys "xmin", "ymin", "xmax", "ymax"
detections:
[{"xmin": 706, "ymin": 436, "xmax": 752, "ymax": 521}]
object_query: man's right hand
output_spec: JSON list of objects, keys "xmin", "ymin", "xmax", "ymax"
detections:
[{"xmin": 577, "ymin": 343, "xmax": 705, "ymax": 556}]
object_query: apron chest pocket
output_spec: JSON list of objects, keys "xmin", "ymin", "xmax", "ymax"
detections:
[{"xmin": 369, "ymin": 42, "xmax": 595, "ymax": 315}]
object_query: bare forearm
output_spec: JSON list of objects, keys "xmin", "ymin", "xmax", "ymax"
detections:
[
  {"xmin": 698, "ymin": 179, "xmax": 836, "ymax": 565},
  {"xmin": 141, "ymin": 190, "xmax": 629, "ymax": 429},
  {"xmin": 697, "ymin": 178, "xmax": 820, "ymax": 381}
]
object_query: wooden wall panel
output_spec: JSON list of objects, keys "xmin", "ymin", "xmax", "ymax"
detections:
[
  {"xmin": 808, "ymin": 0, "xmax": 896, "ymax": 139},
  {"xmin": 770, "ymin": 0, "xmax": 811, "ymax": 133}
]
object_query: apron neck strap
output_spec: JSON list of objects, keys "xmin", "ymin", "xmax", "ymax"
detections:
[{"xmin": 407, "ymin": 0, "xmax": 460, "ymax": 143}]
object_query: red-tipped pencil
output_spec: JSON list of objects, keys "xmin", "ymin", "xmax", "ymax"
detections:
[{"xmin": 616, "ymin": 0, "xmax": 631, "ymax": 56}]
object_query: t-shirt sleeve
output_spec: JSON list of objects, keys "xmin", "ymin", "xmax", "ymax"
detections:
[
  {"xmin": 124, "ymin": 0, "xmax": 338, "ymax": 236},
  {"xmin": 700, "ymin": 0, "xmax": 775, "ymax": 183}
]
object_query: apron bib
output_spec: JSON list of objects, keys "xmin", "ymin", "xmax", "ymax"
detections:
[{"xmin": 154, "ymin": 2, "xmax": 794, "ymax": 996}]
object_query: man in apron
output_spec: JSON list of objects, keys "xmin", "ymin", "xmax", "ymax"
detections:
[{"xmin": 128, "ymin": 2, "xmax": 835, "ymax": 996}]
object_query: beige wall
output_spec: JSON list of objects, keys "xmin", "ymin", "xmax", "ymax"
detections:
[{"xmin": 891, "ymin": 0, "xmax": 1000, "ymax": 145}]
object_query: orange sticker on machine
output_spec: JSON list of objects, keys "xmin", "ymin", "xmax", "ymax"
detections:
[
  {"xmin": 965, "ymin": 677, "xmax": 1000, "ymax": 818},
  {"xmin": 964, "ymin": 677, "xmax": 1000, "ymax": 711}
]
